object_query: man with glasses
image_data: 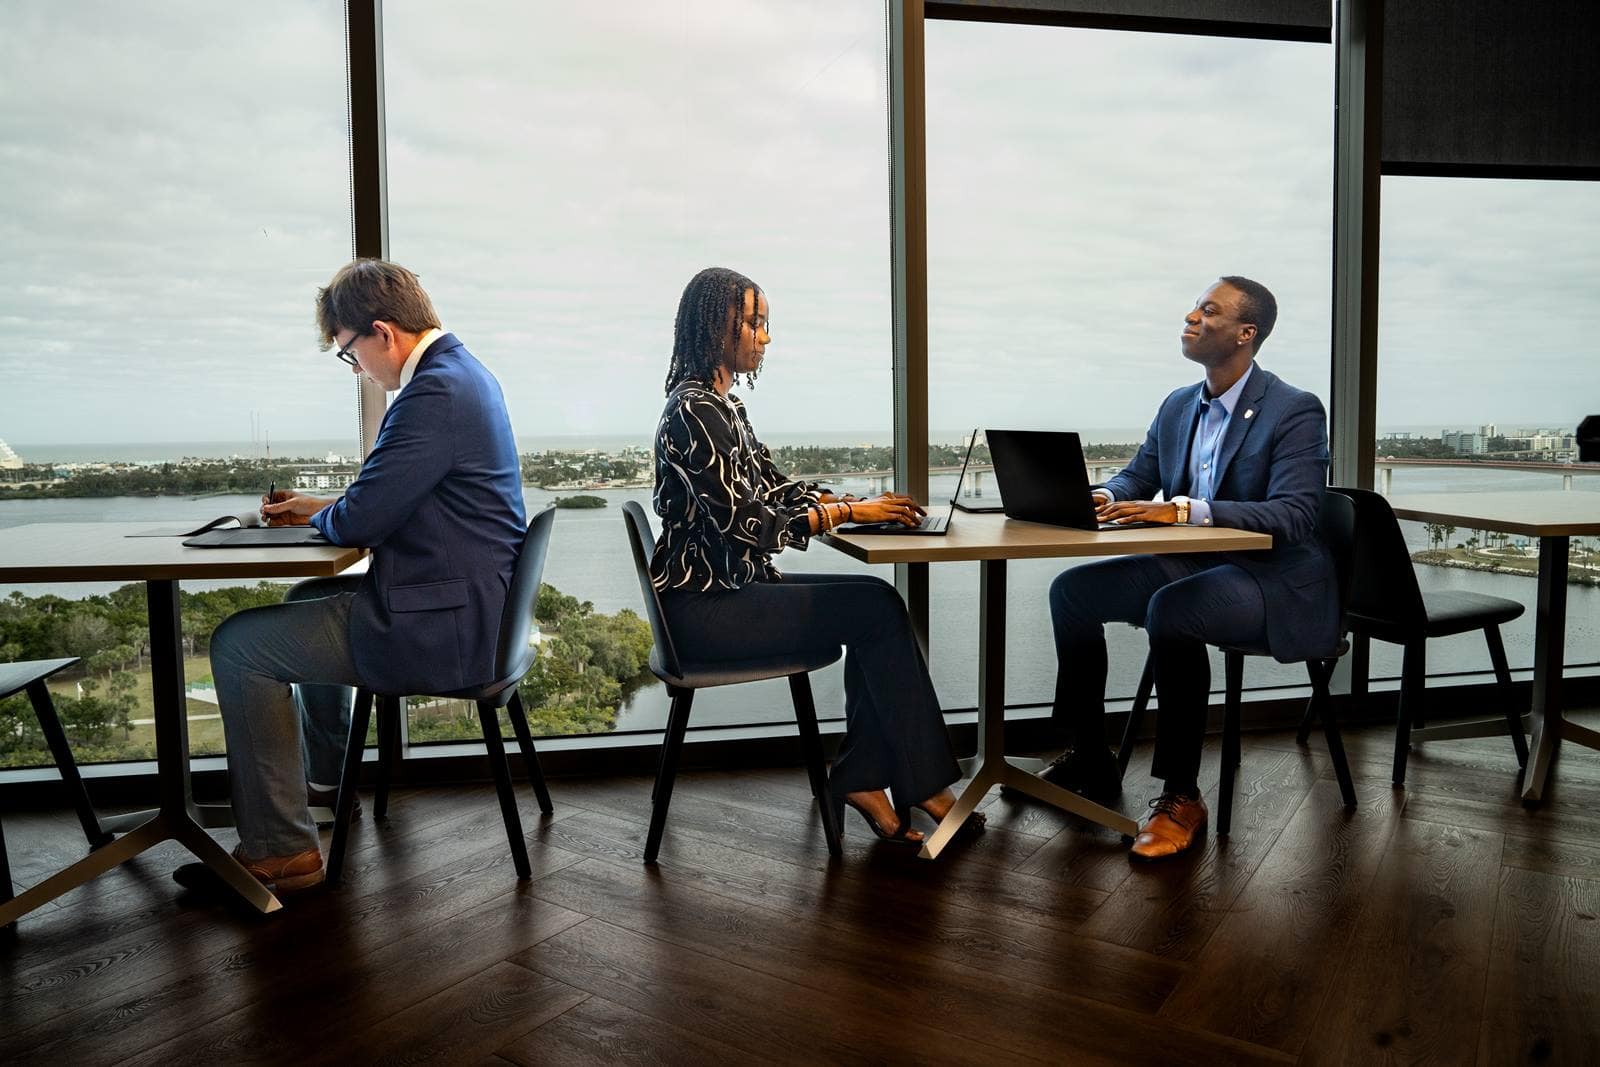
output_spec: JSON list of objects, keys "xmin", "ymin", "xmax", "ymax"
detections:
[{"xmin": 193, "ymin": 259, "xmax": 526, "ymax": 895}]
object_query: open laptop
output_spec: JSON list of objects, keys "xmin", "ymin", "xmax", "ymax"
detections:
[
  {"xmin": 836, "ymin": 433, "xmax": 979, "ymax": 536},
  {"xmin": 986, "ymin": 429, "xmax": 1158, "ymax": 531}
]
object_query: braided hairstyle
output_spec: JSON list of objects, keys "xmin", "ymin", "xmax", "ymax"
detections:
[{"xmin": 664, "ymin": 266, "xmax": 763, "ymax": 394}]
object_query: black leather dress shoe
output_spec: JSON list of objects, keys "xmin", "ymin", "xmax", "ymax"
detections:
[{"xmin": 1036, "ymin": 746, "xmax": 1123, "ymax": 802}]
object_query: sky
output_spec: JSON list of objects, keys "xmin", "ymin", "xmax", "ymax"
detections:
[{"xmin": 1, "ymin": 0, "xmax": 1596, "ymax": 450}]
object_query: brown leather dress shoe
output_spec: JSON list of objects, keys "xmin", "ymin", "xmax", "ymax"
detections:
[
  {"xmin": 231, "ymin": 845, "xmax": 325, "ymax": 893},
  {"xmin": 1129, "ymin": 792, "xmax": 1207, "ymax": 862}
]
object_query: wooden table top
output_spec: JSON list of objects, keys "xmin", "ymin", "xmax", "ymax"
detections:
[
  {"xmin": 0, "ymin": 523, "xmax": 366, "ymax": 582},
  {"xmin": 1385, "ymin": 492, "xmax": 1600, "ymax": 538},
  {"xmin": 821, "ymin": 510, "xmax": 1271, "ymax": 564}
]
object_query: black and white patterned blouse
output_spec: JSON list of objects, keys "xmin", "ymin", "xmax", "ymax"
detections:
[{"xmin": 650, "ymin": 382, "xmax": 825, "ymax": 593}]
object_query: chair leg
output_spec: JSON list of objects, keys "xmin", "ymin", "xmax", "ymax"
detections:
[
  {"xmin": 1350, "ymin": 633, "xmax": 1370, "ymax": 701},
  {"xmin": 788, "ymin": 673, "xmax": 841, "ymax": 859},
  {"xmin": 1219, "ymin": 651, "xmax": 1244, "ymax": 836},
  {"xmin": 506, "ymin": 690, "xmax": 554, "ymax": 815},
  {"xmin": 1293, "ymin": 695, "xmax": 1317, "ymax": 747},
  {"xmin": 1394, "ymin": 641, "xmax": 1425, "ymax": 787},
  {"xmin": 1311, "ymin": 659, "xmax": 1357, "ymax": 808},
  {"xmin": 644, "ymin": 689, "xmax": 694, "ymax": 864},
  {"xmin": 1118, "ymin": 653, "xmax": 1155, "ymax": 777},
  {"xmin": 478, "ymin": 700, "xmax": 531, "ymax": 879},
  {"xmin": 374, "ymin": 696, "xmax": 402, "ymax": 821},
  {"xmin": 1484, "ymin": 625, "xmax": 1528, "ymax": 767},
  {"xmin": 1, "ymin": 817, "xmax": 12, "ymax": 910},
  {"xmin": 26, "ymin": 681, "xmax": 112, "ymax": 848},
  {"xmin": 326, "ymin": 688, "xmax": 374, "ymax": 886}
]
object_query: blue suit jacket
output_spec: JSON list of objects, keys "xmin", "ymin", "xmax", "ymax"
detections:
[
  {"xmin": 312, "ymin": 334, "xmax": 526, "ymax": 693},
  {"xmin": 1105, "ymin": 364, "xmax": 1337, "ymax": 663}
]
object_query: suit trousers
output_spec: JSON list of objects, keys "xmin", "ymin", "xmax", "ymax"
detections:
[
  {"xmin": 210, "ymin": 578, "xmax": 365, "ymax": 857},
  {"xmin": 1049, "ymin": 553, "xmax": 1267, "ymax": 786},
  {"xmin": 661, "ymin": 572, "xmax": 961, "ymax": 821}
]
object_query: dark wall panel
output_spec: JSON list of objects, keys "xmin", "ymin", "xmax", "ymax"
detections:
[
  {"xmin": 926, "ymin": 0, "xmax": 1331, "ymax": 41},
  {"xmin": 1382, "ymin": 0, "xmax": 1600, "ymax": 176}
]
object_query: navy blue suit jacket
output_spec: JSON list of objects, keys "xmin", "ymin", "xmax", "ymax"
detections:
[
  {"xmin": 312, "ymin": 334, "xmax": 526, "ymax": 693},
  {"xmin": 1105, "ymin": 364, "xmax": 1337, "ymax": 663}
]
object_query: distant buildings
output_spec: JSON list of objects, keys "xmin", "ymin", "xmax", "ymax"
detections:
[
  {"xmin": 1442, "ymin": 429, "xmax": 1487, "ymax": 455},
  {"xmin": 1440, "ymin": 424, "xmax": 1578, "ymax": 461},
  {"xmin": 0, "ymin": 438, "xmax": 23, "ymax": 470}
]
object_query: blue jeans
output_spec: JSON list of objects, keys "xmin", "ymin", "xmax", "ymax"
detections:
[
  {"xmin": 209, "ymin": 575, "xmax": 364, "ymax": 857},
  {"xmin": 1049, "ymin": 553, "xmax": 1266, "ymax": 786}
]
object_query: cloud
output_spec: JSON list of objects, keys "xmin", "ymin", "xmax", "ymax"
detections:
[{"xmin": 2, "ymin": 2, "xmax": 1593, "ymax": 449}]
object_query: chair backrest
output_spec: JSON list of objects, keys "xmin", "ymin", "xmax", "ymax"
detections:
[
  {"xmin": 1318, "ymin": 489, "xmax": 1357, "ymax": 631},
  {"xmin": 494, "ymin": 505, "xmax": 558, "ymax": 679},
  {"xmin": 621, "ymin": 500, "xmax": 682, "ymax": 678},
  {"xmin": 1331, "ymin": 486, "xmax": 1426, "ymax": 626}
]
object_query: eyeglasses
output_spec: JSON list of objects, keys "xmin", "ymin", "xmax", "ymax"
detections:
[{"xmin": 332, "ymin": 333, "xmax": 363, "ymax": 368}]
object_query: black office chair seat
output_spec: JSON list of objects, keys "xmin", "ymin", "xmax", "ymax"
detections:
[
  {"xmin": 623, "ymin": 500, "xmax": 843, "ymax": 862},
  {"xmin": 1350, "ymin": 589, "xmax": 1523, "ymax": 642},
  {"xmin": 326, "ymin": 507, "xmax": 558, "ymax": 886},
  {"xmin": 1218, "ymin": 636, "xmax": 1351, "ymax": 661},
  {"xmin": 652, "ymin": 647, "xmax": 843, "ymax": 691},
  {"xmin": 1299, "ymin": 488, "xmax": 1530, "ymax": 782},
  {"xmin": 1116, "ymin": 492, "xmax": 1361, "ymax": 836}
]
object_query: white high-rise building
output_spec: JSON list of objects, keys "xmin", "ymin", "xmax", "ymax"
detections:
[{"xmin": 0, "ymin": 438, "xmax": 24, "ymax": 470}]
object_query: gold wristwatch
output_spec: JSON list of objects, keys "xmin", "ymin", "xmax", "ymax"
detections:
[{"xmin": 1171, "ymin": 496, "xmax": 1190, "ymax": 525}]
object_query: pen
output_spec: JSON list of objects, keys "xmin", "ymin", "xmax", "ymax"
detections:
[{"xmin": 266, "ymin": 482, "xmax": 275, "ymax": 524}]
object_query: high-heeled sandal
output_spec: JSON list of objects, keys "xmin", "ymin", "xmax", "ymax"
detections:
[{"xmin": 841, "ymin": 796, "xmax": 922, "ymax": 846}]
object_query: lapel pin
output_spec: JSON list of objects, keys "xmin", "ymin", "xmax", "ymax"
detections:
[{"xmin": 1243, "ymin": 408, "xmax": 1254, "ymax": 419}]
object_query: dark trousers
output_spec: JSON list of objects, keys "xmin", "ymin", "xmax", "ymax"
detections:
[
  {"xmin": 1049, "ymin": 554, "xmax": 1266, "ymax": 786},
  {"xmin": 662, "ymin": 572, "xmax": 960, "ymax": 820}
]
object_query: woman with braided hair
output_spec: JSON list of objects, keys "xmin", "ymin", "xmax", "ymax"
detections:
[{"xmin": 650, "ymin": 266, "xmax": 974, "ymax": 846}]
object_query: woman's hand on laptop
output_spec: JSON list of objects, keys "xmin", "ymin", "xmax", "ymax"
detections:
[
  {"xmin": 1095, "ymin": 499, "xmax": 1179, "ymax": 526},
  {"xmin": 850, "ymin": 494, "xmax": 925, "ymax": 526}
]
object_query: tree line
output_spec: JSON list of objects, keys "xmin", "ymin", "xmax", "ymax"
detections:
[{"xmin": 0, "ymin": 581, "xmax": 654, "ymax": 767}]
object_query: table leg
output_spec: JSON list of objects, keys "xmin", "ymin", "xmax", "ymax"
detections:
[
  {"xmin": 0, "ymin": 581, "xmax": 283, "ymax": 925},
  {"xmin": 920, "ymin": 559, "xmax": 1138, "ymax": 860},
  {"xmin": 1521, "ymin": 536, "xmax": 1569, "ymax": 803}
]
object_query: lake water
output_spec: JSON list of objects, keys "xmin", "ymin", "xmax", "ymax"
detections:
[{"xmin": 3, "ymin": 467, "xmax": 1597, "ymax": 733}]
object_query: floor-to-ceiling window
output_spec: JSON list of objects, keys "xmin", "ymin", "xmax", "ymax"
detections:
[
  {"xmin": 923, "ymin": 18, "xmax": 1335, "ymax": 715},
  {"xmin": 382, "ymin": 0, "xmax": 895, "ymax": 742},
  {"xmin": 0, "ymin": 0, "xmax": 352, "ymax": 768},
  {"xmin": 1375, "ymin": 176, "xmax": 1600, "ymax": 683}
]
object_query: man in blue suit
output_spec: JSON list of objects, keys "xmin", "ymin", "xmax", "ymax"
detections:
[
  {"xmin": 203, "ymin": 259, "xmax": 526, "ymax": 893},
  {"xmin": 1043, "ymin": 276, "xmax": 1334, "ymax": 861}
]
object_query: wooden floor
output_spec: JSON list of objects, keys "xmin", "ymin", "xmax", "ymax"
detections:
[{"xmin": 4, "ymin": 716, "xmax": 1600, "ymax": 1066}]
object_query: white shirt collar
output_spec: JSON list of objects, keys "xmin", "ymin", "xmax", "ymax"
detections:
[
  {"xmin": 1201, "ymin": 361, "xmax": 1254, "ymax": 416},
  {"xmin": 398, "ymin": 327, "xmax": 445, "ymax": 391}
]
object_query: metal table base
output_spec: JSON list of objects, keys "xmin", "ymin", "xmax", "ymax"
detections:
[
  {"xmin": 0, "ymin": 580, "xmax": 280, "ymax": 926},
  {"xmin": 919, "ymin": 560, "xmax": 1139, "ymax": 860}
]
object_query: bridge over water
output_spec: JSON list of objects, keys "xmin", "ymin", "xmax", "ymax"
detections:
[{"xmin": 793, "ymin": 457, "xmax": 1600, "ymax": 497}]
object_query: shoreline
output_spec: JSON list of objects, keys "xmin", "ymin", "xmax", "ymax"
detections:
[{"xmin": 1413, "ymin": 549, "xmax": 1600, "ymax": 586}]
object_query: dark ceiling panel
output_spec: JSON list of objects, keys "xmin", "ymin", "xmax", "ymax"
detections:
[
  {"xmin": 926, "ymin": 0, "xmax": 1331, "ymax": 42},
  {"xmin": 1382, "ymin": 0, "xmax": 1600, "ymax": 176}
]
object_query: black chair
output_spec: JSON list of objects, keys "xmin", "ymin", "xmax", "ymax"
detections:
[
  {"xmin": 326, "ymin": 506, "xmax": 558, "ymax": 885},
  {"xmin": 1118, "ymin": 490, "xmax": 1360, "ymax": 835},
  {"xmin": 1295, "ymin": 486, "xmax": 1527, "ymax": 786},
  {"xmin": 621, "ymin": 501, "xmax": 842, "ymax": 862},
  {"xmin": 1, "ymin": 658, "xmax": 113, "ymax": 910}
]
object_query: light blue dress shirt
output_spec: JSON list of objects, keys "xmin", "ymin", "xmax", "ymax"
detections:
[{"xmin": 1100, "ymin": 363, "xmax": 1254, "ymax": 526}]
